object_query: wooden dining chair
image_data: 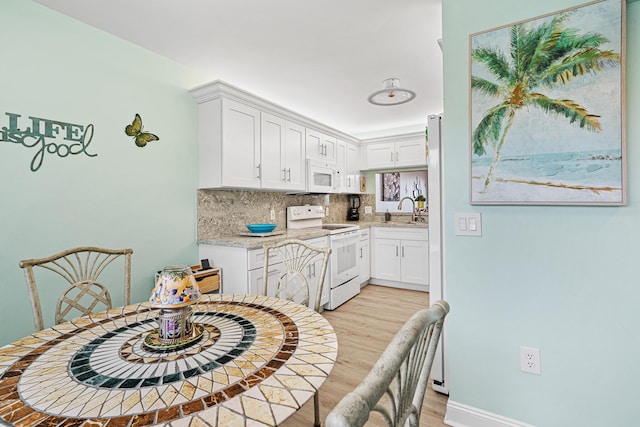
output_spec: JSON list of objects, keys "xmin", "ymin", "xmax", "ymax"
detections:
[
  {"xmin": 325, "ymin": 300, "xmax": 450, "ymax": 427},
  {"xmin": 19, "ymin": 246, "xmax": 133, "ymax": 331},
  {"xmin": 262, "ymin": 238, "xmax": 331, "ymax": 312},
  {"xmin": 263, "ymin": 238, "xmax": 331, "ymax": 427}
]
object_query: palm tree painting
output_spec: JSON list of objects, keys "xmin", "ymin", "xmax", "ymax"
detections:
[{"xmin": 470, "ymin": 0, "xmax": 624, "ymax": 205}]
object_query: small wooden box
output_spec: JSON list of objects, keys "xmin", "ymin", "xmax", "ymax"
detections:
[{"xmin": 191, "ymin": 266, "xmax": 221, "ymax": 294}]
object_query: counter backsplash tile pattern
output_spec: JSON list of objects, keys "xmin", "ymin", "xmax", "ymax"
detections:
[{"xmin": 197, "ymin": 190, "xmax": 379, "ymax": 239}]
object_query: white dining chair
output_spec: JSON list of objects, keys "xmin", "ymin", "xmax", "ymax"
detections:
[
  {"xmin": 325, "ymin": 300, "xmax": 450, "ymax": 427},
  {"xmin": 263, "ymin": 238, "xmax": 331, "ymax": 426},
  {"xmin": 19, "ymin": 246, "xmax": 133, "ymax": 331}
]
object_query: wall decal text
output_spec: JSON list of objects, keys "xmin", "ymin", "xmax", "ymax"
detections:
[{"xmin": 1, "ymin": 112, "xmax": 96, "ymax": 172}]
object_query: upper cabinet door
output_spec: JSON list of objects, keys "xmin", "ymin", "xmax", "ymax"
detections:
[
  {"xmin": 261, "ymin": 113, "xmax": 306, "ymax": 191},
  {"xmin": 322, "ymin": 134, "xmax": 337, "ymax": 162},
  {"xmin": 305, "ymin": 128, "xmax": 324, "ymax": 161},
  {"xmin": 306, "ymin": 128, "xmax": 337, "ymax": 162},
  {"xmin": 335, "ymin": 140, "xmax": 347, "ymax": 192},
  {"xmin": 395, "ymin": 139, "xmax": 427, "ymax": 168},
  {"xmin": 365, "ymin": 142, "xmax": 395, "ymax": 169},
  {"xmin": 284, "ymin": 121, "xmax": 306, "ymax": 191},
  {"xmin": 261, "ymin": 112, "xmax": 287, "ymax": 190},
  {"xmin": 345, "ymin": 143, "xmax": 361, "ymax": 193},
  {"xmin": 222, "ymin": 99, "xmax": 261, "ymax": 188}
]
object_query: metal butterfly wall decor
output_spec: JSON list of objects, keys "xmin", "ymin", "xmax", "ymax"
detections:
[{"xmin": 125, "ymin": 113, "xmax": 159, "ymax": 147}]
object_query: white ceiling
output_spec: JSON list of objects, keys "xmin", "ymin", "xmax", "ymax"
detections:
[{"xmin": 34, "ymin": 0, "xmax": 443, "ymax": 139}]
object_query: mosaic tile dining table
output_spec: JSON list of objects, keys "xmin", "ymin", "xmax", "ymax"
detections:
[{"xmin": 0, "ymin": 294, "xmax": 338, "ymax": 427}]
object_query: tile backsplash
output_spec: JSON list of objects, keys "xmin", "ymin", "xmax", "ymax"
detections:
[{"xmin": 197, "ymin": 190, "xmax": 377, "ymax": 239}]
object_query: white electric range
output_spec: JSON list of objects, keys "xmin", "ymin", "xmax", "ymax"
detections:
[{"xmin": 287, "ymin": 205, "xmax": 360, "ymax": 309}]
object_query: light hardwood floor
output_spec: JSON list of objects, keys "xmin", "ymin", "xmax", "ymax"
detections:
[{"xmin": 282, "ymin": 284, "xmax": 448, "ymax": 426}]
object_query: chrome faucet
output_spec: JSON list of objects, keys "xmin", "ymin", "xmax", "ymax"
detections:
[{"xmin": 397, "ymin": 196, "xmax": 418, "ymax": 222}]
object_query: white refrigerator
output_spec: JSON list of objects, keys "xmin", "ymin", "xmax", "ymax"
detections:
[{"xmin": 428, "ymin": 113, "xmax": 448, "ymax": 394}]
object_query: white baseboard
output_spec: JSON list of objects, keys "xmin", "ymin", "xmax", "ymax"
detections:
[
  {"xmin": 367, "ymin": 279, "xmax": 429, "ymax": 292},
  {"xmin": 445, "ymin": 400, "xmax": 535, "ymax": 427}
]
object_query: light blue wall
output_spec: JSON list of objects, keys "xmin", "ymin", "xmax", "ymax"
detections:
[
  {"xmin": 442, "ymin": 1, "xmax": 638, "ymax": 425},
  {"xmin": 0, "ymin": 1, "xmax": 206, "ymax": 344}
]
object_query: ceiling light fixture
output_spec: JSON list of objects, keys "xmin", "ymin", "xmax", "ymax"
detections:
[{"xmin": 367, "ymin": 78, "xmax": 416, "ymax": 106}]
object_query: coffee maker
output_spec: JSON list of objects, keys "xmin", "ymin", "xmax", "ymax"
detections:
[{"xmin": 347, "ymin": 194, "xmax": 360, "ymax": 221}]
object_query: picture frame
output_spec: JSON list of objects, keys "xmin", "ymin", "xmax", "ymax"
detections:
[
  {"xmin": 375, "ymin": 171, "xmax": 427, "ymax": 213},
  {"xmin": 469, "ymin": 0, "xmax": 626, "ymax": 205}
]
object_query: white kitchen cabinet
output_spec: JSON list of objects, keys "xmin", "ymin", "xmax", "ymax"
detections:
[
  {"xmin": 399, "ymin": 239, "xmax": 429, "ymax": 284},
  {"xmin": 336, "ymin": 140, "xmax": 346, "ymax": 192},
  {"xmin": 363, "ymin": 133, "xmax": 427, "ymax": 170},
  {"xmin": 260, "ymin": 113, "xmax": 305, "ymax": 191},
  {"xmin": 370, "ymin": 227, "xmax": 429, "ymax": 291},
  {"xmin": 345, "ymin": 142, "xmax": 361, "ymax": 193},
  {"xmin": 366, "ymin": 143, "xmax": 395, "ymax": 170},
  {"xmin": 336, "ymin": 140, "xmax": 362, "ymax": 193},
  {"xmin": 197, "ymin": 98, "xmax": 261, "ymax": 188},
  {"xmin": 306, "ymin": 128, "xmax": 336, "ymax": 162},
  {"xmin": 196, "ymin": 98, "xmax": 306, "ymax": 191},
  {"xmin": 372, "ymin": 238, "xmax": 401, "ymax": 280},
  {"xmin": 358, "ymin": 228, "xmax": 370, "ymax": 284}
]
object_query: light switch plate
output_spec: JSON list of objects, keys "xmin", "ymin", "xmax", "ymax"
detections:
[{"xmin": 455, "ymin": 213, "xmax": 482, "ymax": 236}]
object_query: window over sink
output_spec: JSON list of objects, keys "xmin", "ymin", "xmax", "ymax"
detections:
[{"xmin": 374, "ymin": 170, "xmax": 427, "ymax": 213}]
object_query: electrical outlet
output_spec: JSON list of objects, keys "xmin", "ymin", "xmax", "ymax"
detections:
[
  {"xmin": 325, "ymin": 207, "xmax": 329, "ymax": 217},
  {"xmin": 520, "ymin": 346, "xmax": 541, "ymax": 375},
  {"xmin": 364, "ymin": 206, "xmax": 372, "ymax": 214},
  {"xmin": 270, "ymin": 208, "xmax": 275, "ymax": 221}
]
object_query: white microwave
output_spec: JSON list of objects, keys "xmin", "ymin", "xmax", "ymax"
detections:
[{"xmin": 306, "ymin": 159, "xmax": 337, "ymax": 193}]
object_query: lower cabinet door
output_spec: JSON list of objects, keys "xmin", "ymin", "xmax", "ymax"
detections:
[
  {"xmin": 372, "ymin": 238, "xmax": 401, "ymax": 281},
  {"xmin": 248, "ymin": 264, "xmax": 284, "ymax": 296},
  {"xmin": 358, "ymin": 238, "xmax": 370, "ymax": 282},
  {"xmin": 400, "ymin": 240, "xmax": 429, "ymax": 285}
]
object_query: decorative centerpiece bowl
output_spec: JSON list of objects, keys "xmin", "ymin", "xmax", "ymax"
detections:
[{"xmin": 246, "ymin": 223, "xmax": 277, "ymax": 233}]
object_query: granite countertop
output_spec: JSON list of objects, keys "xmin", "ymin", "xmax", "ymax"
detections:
[
  {"xmin": 198, "ymin": 228, "xmax": 331, "ymax": 249},
  {"xmin": 357, "ymin": 220, "xmax": 428, "ymax": 229},
  {"xmin": 198, "ymin": 220, "xmax": 427, "ymax": 248}
]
